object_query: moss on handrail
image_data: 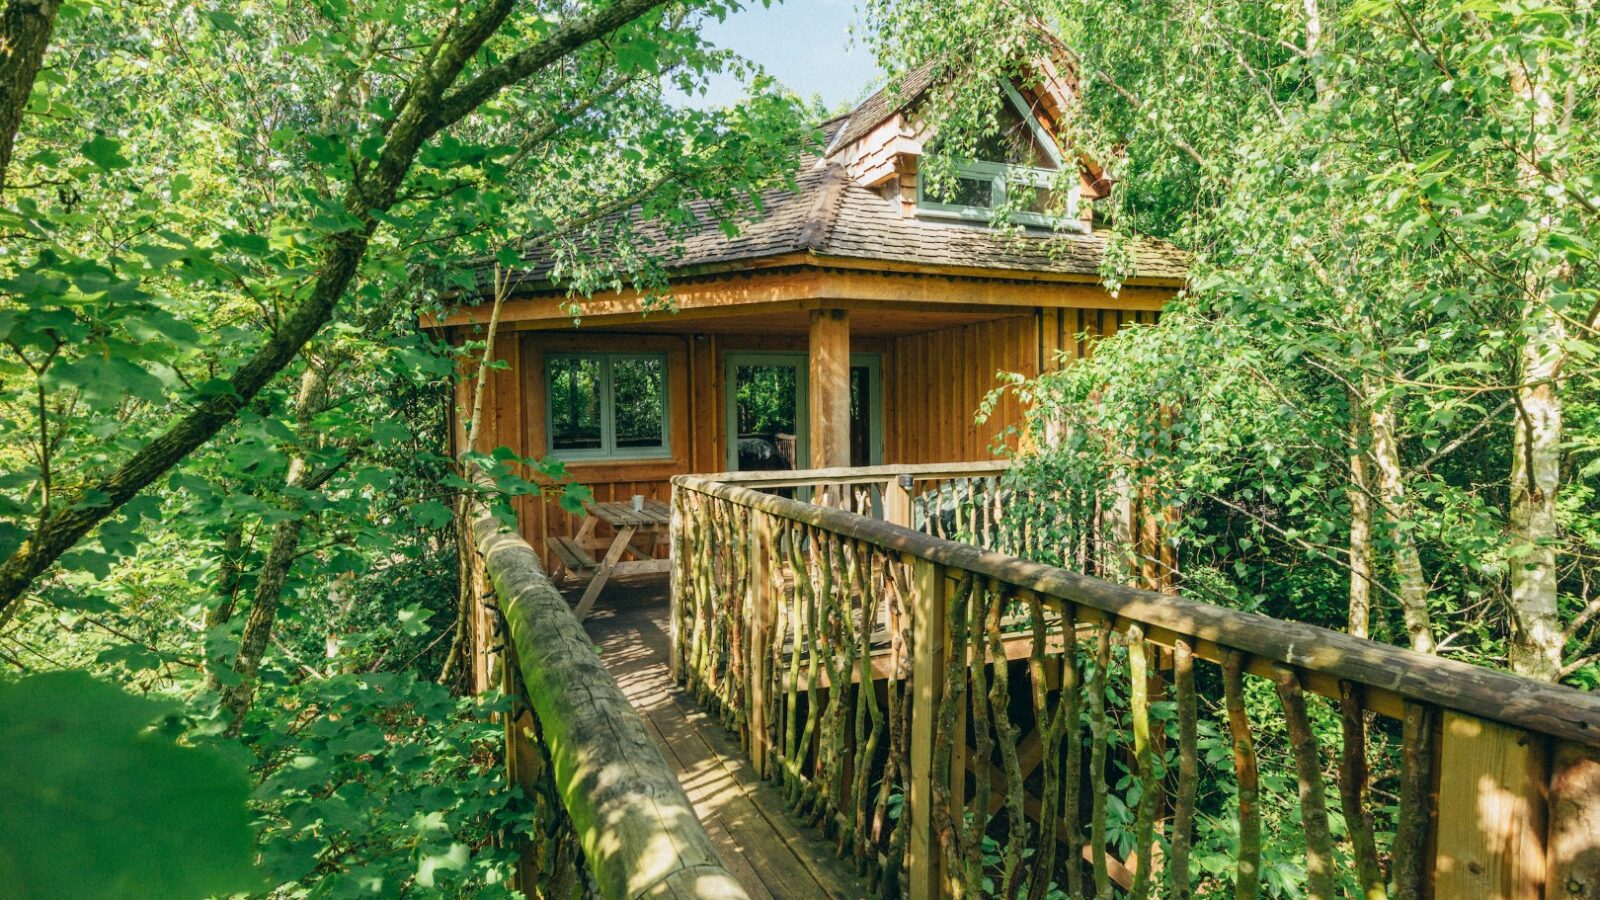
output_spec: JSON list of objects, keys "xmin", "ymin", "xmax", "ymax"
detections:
[{"xmin": 469, "ymin": 500, "xmax": 750, "ymax": 899}]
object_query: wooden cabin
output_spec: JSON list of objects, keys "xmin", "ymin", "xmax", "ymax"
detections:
[{"xmin": 441, "ymin": 61, "xmax": 1187, "ymax": 568}]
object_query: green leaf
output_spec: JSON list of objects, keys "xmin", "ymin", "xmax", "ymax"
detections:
[
  {"xmin": 0, "ymin": 673, "xmax": 259, "ymax": 899},
  {"xmin": 397, "ymin": 605, "xmax": 434, "ymax": 636},
  {"xmin": 80, "ymin": 134, "xmax": 130, "ymax": 171}
]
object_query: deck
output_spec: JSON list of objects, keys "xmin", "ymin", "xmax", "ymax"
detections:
[{"xmin": 574, "ymin": 572, "xmax": 868, "ymax": 900}]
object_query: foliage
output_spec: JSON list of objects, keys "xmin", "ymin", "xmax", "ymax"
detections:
[
  {"xmin": 861, "ymin": 0, "xmax": 1599, "ymax": 895},
  {"xmin": 872, "ymin": 0, "xmax": 1600, "ymax": 676},
  {"xmin": 0, "ymin": 672, "xmax": 257, "ymax": 900},
  {"xmin": 247, "ymin": 674, "xmax": 526, "ymax": 898},
  {"xmin": 0, "ymin": 0, "xmax": 813, "ymax": 892}
]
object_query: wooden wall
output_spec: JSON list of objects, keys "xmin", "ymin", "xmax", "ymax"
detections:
[
  {"xmin": 882, "ymin": 307, "xmax": 1159, "ymax": 464},
  {"xmin": 886, "ymin": 315, "xmax": 1038, "ymax": 464},
  {"xmin": 454, "ymin": 307, "xmax": 1159, "ymax": 568}
]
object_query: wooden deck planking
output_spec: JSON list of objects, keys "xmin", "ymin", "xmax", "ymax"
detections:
[{"xmin": 579, "ymin": 573, "xmax": 868, "ymax": 900}]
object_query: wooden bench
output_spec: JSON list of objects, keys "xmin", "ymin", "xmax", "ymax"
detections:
[{"xmin": 549, "ymin": 536, "xmax": 597, "ymax": 582}]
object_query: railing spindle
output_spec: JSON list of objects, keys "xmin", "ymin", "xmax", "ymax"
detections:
[
  {"xmin": 1392, "ymin": 701, "xmax": 1436, "ymax": 900},
  {"xmin": 1170, "ymin": 638, "xmax": 1198, "ymax": 900},
  {"xmin": 1025, "ymin": 591, "xmax": 1070, "ymax": 900},
  {"xmin": 1088, "ymin": 624, "xmax": 1113, "ymax": 900},
  {"xmin": 1222, "ymin": 649, "xmax": 1262, "ymax": 900},
  {"xmin": 1127, "ymin": 625, "xmax": 1161, "ymax": 900},
  {"xmin": 1273, "ymin": 665, "xmax": 1335, "ymax": 900},
  {"xmin": 1338, "ymin": 680, "xmax": 1387, "ymax": 900}
]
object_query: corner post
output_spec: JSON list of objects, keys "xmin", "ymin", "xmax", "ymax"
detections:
[
  {"xmin": 886, "ymin": 473, "xmax": 914, "ymax": 529},
  {"xmin": 1433, "ymin": 710, "xmax": 1548, "ymax": 899}
]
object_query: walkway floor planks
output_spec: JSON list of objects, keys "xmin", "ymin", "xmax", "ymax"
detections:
[{"xmin": 577, "ymin": 573, "xmax": 868, "ymax": 900}]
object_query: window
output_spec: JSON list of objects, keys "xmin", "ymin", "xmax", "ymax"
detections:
[
  {"xmin": 546, "ymin": 352, "xmax": 669, "ymax": 459},
  {"xmin": 916, "ymin": 82, "xmax": 1084, "ymax": 231}
]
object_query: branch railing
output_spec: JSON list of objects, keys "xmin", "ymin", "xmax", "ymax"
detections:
[
  {"xmin": 466, "ymin": 494, "xmax": 749, "ymax": 899},
  {"xmin": 670, "ymin": 462, "xmax": 1600, "ymax": 899}
]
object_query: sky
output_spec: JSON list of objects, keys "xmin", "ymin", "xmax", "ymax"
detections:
[{"xmin": 683, "ymin": 1, "xmax": 883, "ymax": 111}]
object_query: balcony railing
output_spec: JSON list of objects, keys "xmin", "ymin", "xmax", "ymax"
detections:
[{"xmin": 670, "ymin": 462, "xmax": 1600, "ymax": 899}]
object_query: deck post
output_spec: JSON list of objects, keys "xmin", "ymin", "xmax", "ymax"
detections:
[
  {"xmin": 1433, "ymin": 710, "xmax": 1548, "ymax": 899},
  {"xmin": 808, "ymin": 308, "xmax": 851, "ymax": 474},
  {"xmin": 886, "ymin": 473, "xmax": 914, "ymax": 529},
  {"xmin": 1547, "ymin": 741, "xmax": 1600, "ymax": 898},
  {"xmin": 907, "ymin": 555, "xmax": 947, "ymax": 899}
]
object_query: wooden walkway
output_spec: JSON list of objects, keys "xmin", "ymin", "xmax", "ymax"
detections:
[{"xmin": 576, "ymin": 573, "xmax": 867, "ymax": 900}]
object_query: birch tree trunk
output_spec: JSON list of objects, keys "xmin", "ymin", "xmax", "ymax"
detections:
[
  {"xmin": 1507, "ymin": 50, "xmax": 1568, "ymax": 682},
  {"xmin": 1347, "ymin": 399, "xmax": 1374, "ymax": 639},
  {"xmin": 1369, "ymin": 392, "xmax": 1435, "ymax": 653}
]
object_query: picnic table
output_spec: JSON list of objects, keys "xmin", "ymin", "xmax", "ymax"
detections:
[{"xmin": 549, "ymin": 499, "xmax": 672, "ymax": 621}]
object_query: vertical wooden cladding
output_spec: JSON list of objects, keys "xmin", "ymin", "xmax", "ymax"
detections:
[
  {"xmin": 886, "ymin": 315, "xmax": 1039, "ymax": 464},
  {"xmin": 454, "ymin": 304, "xmax": 1165, "ymax": 567},
  {"xmin": 882, "ymin": 307, "xmax": 1164, "ymax": 466}
]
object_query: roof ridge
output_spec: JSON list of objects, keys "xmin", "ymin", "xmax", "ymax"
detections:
[{"xmin": 797, "ymin": 164, "xmax": 849, "ymax": 252}]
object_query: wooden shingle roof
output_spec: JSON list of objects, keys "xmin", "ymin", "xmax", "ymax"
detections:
[{"xmin": 498, "ymin": 104, "xmax": 1188, "ymax": 294}]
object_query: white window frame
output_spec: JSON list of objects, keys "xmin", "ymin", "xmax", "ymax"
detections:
[
  {"xmin": 915, "ymin": 82, "xmax": 1086, "ymax": 232},
  {"xmin": 545, "ymin": 351, "xmax": 671, "ymax": 461}
]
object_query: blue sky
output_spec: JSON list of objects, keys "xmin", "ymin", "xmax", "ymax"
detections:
[{"xmin": 685, "ymin": 1, "xmax": 883, "ymax": 111}]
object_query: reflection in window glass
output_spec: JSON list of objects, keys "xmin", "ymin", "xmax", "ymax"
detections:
[
  {"xmin": 924, "ymin": 175, "xmax": 995, "ymax": 209},
  {"xmin": 549, "ymin": 356, "xmax": 603, "ymax": 450},
  {"xmin": 735, "ymin": 365, "xmax": 797, "ymax": 437},
  {"xmin": 613, "ymin": 356, "xmax": 665, "ymax": 449},
  {"xmin": 546, "ymin": 353, "xmax": 667, "ymax": 457},
  {"xmin": 734, "ymin": 364, "xmax": 799, "ymax": 473},
  {"xmin": 850, "ymin": 365, "xmax": 871, "ymax": 467},
  {"xmin": 1011, "ymin": 182, "xmax": 1061, "ymax": 217}
]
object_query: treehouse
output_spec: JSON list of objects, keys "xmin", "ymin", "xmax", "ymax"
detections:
[
  {"xmin": 443, "ymin": 59, "xmax": 1600, "ymax": 900},
  {"xmin": 440, "ymin": 60, "xmax": 1187, "ymax": 572}
]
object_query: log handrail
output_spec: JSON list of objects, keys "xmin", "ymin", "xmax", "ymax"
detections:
[
  {"xmin": 469, "ymin": 500, "xmax": 749, "ymax": 899},
  {"xmin": 673, "ymin": 470, "xmax": 1600, "ymax": 747}
]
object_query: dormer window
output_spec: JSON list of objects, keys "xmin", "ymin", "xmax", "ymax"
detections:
[{"xmin": 915, "ymin": 83, "xmax": 1083, "ymax": 231}]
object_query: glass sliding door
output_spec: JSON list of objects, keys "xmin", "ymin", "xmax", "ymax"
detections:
[
  {"xmin": 723, "ymin": 351, "xmax": 882, "ymax": 472},
  {"xmin": 725, "ymin": 353, "xmax": 808, "ymax": 472},
  {"xmin": 849, "ymin": 354, "xmax": 883, "ymax": 467}
]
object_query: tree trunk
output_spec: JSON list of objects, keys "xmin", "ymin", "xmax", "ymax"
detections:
[
  {"xmin": 1507, "ymin": 53, "xmax": 1567, "ymax": 682},
  {"xmin": 1369, "ymin": 393, "xmax": 1434, "ymax": 653},
  {"xmin": 1347, "ymin": 396, "xmax": 1373, "ymax": 639},
  {"xmin": 207, "ymin": 524, "xmax": 247, "ymax": 629},
  {"xmin": 0, "ymin": 0, "xmax": 61, "ymax": 195},
  {"xmin": 203, "ymin": 523, "xmax": 248, "ymax": 692},
  {"xmin": 220, "ymin": 508, "xmax": 310, "ymax": 733},
  {"xmin": 220, "ymin": 362, "xmax": 330, "ymax": 733},
  {"xmin": 0, "ymin": 0, "xmax": 670, "ymax": 621}
]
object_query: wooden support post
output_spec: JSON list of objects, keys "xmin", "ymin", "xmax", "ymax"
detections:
[
  {"xmin": 1433, "ymin": 710, "xmax": 1548, "ymax": 900},
  {"xmin": 886, "ymin": 474, "xmax": 914, "ymax": 529},
  {"xmin": 907, "ymin": 556, "xmax": 946, "ymax": 900},
  {"xmin": 809, "ymin": 308, "xmax": 850, "ymax": 471},
  {"xmin": 747, "ymin": 512, "xmax": 775, "ymax": 778},
  {"xmin": 1546, "ymin": 741, "xmax": 1600, "ymax": 900}
]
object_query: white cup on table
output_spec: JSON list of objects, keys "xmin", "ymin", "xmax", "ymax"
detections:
[{"xmin": 632, "ymin": 494, "xmax": 645, "ymax": 512}]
